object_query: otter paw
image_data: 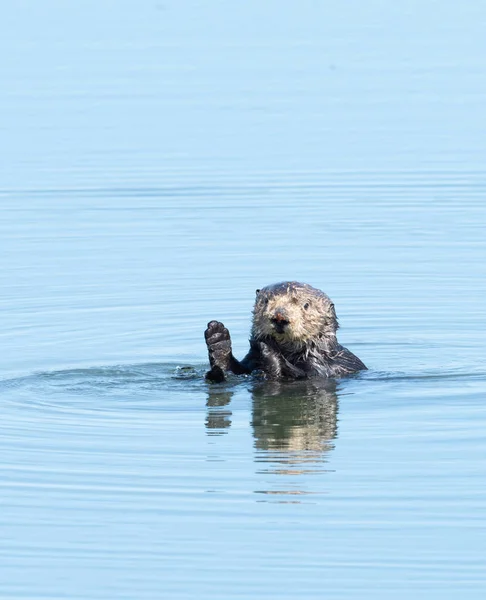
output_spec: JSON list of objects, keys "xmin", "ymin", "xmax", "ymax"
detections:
[
  {"xmin": 205, "ymin": 365, "xmax": 226, "ymax": 383},
  {"xmin": 204, "ymin": 321, "xmax": 233, "ymax": 370},
  {"xmin": 257, "ymin": 341, "xmax": 283, "ymax": 379}
]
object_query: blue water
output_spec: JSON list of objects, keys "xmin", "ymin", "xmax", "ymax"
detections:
[{"xmin": 1, "ymin": 2, "xmax": 486, "ymax": 598}]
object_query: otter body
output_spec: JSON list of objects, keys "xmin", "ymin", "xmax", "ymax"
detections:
[{"xmin": 205, "ymin": 281, "xmax": 366, "ymax": 383}]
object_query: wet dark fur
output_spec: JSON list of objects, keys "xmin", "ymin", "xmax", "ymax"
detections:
[{"xmin": 205, "ymin": 281, "xmax": 366, "ymax": 383}]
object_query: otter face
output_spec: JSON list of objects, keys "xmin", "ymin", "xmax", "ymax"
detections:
[{"xmin": 251, "ymin": 282, "xmax": 338, "ymax": 346}]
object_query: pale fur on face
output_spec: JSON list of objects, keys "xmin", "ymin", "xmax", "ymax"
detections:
[{"xmin": 251, "ymin": 282, "xmax": 338, "ymax": 349}]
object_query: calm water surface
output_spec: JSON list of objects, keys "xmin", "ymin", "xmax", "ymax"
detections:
[{"xmin": 1, "ymin": 2, "xmax": 486, "ymax": 599}]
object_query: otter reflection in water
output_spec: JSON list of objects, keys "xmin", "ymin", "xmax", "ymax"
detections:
[
  {"xmin": 205, "ymin": 379, "xmax": 338, "ymax": 484},
  {"xmin": 205, "ymin": 388, "xmax": 233, "ymax": 434},
  {"xmin": 251, "ymin": 379, "xmax": 338, "ymax": 470}
]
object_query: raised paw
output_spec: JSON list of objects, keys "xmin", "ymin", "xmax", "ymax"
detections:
[{"xmin": 204, "ymin": 320, "xmax": 233, "ymax": 371}]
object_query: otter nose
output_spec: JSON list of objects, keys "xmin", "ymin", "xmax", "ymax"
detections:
[{"xmin": 271, "ymin": 309, "xmax": 289, "ymax": 330}]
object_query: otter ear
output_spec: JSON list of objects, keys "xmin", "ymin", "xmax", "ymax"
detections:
[
  {"xmin": 330, "ymin": 303, "xmax": 339, "ymax": 330},
  {"xmin": 255, "ymin": 289, "xmax": 261, "ymax": 295}
]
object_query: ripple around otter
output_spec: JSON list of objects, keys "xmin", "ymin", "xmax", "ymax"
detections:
[
  {"xmin": 0, "ymin": 363, "xmax": 213, "ymax": 416},
  {"xmin": 2, "ymin": 363, "xmax": 485, "ymax": 418}
]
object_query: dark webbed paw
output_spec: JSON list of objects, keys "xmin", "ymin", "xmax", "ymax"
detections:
[
  {"xmin": 204, "ymin": 320, "xmax": 233, "ymax": 372},
  {"xmin": 258, "ymin": 341, "xmax": 305, "ymax": 379},
  {"xmin": 257, "ymin": 341, "xmax": 282, "ymax": 379},
  {"xmin": 205, "ymin": 365, "xmax": 226, "ymax": 383}
]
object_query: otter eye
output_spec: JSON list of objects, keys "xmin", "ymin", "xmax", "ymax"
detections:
[
  {"xmin": 264, "ymin": 298, "xmax": 269, "ymax": 305},
  {"xmin": 304, "ymin": 302, "xmax": 310, "ymax": 310}
]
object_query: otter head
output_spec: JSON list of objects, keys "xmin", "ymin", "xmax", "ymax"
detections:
[{"xmin": 251, "ymin": 281, "xmax": 339, "ymax": 347}]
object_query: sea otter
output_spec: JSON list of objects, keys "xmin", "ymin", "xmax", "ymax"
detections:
[{"xmin": 205, "ymin": 281, "xmax": 366, "ymax": 383}]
